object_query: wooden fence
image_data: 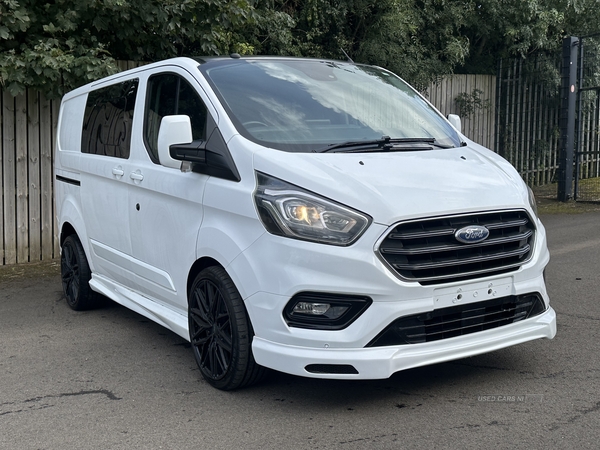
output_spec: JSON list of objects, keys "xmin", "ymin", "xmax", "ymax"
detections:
[
  {"xmin": 425, "ymin": 74, "xmax": 497, "ymax": 151},
  {"xmin": 1, "ymin": 90, "xmax": 61, "ymax": 266}
]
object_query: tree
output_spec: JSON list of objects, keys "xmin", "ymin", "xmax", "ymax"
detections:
[
  {"xmin": 444, "ymin": 0, "xmax": 600, "ymax": 74},
  {"xmin": 457, "ymin": 0, "xmax": 566, "ymax": 73},
  {"xmin": 355, "ymin": 0, "xmax": 471, "ymax": 89},
  {"xmin": 4, "ymin": 0, "xmax": 600, "ymax": 97},
  {"xmin": 249, "ymin": 0, "xmax": 600, "ymax": 84},
  {"xmin": 246, "ymin": 0, "xmax": 471, "ymax": 89},
  {"xmin": 0, "ymin": 0, "xmax": 255, "ymax": 97}
]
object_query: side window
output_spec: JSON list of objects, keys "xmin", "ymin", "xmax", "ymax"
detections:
[
  {"xmin": 81, "ymin": 79, "xmax": 138, "ymax": 158},
  {"xmin": 144, "ymin": 74, "xmax": 208, "ymax": 163}
]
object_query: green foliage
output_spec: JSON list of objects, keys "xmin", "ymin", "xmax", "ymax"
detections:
[
  {"xmin": 354, "ymin": 0, "xmax": 471, "ymax": 89},
  {"xmin": 4, "ymin": 0, "xmax": 600, "ymax": 97},
  {"xmin": 246, "ymin": 0, "xmax": 593, "ymax": 87},
  {"xmin": 454, "ymin": 89, "xmax": 491, "ymax": 117},
  {"xmin": 247, "ymin": 0, "xmax": 600, "ymax": 86},
  {"xmin": 245, "ymin": 0, "xmax": 472, "ymax": 88},
  {"xmin": 0, "ymin": 0, "xmax": 255, "ymax": 97},
  {"xmin": 458, "ymin": 0, "xmax": 566, "ymax": 73}
]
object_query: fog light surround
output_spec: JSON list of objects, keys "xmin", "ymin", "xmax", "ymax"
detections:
[{"xmin": 284, "ymin": 292, "xmax": 372, "ymax": 330}]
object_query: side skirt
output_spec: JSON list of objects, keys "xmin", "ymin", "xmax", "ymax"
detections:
[{"xmin": 89, "ymin": 274, "xmax": 190, "ymax": 341}]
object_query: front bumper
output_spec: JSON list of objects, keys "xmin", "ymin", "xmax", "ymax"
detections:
[
  {"xmin": 231, "ymin": 214, "xmax": 554, "ymax": 379},
  {"xmin": 252, "ymin": 307, "xmax": 556, "ymax": 379}
]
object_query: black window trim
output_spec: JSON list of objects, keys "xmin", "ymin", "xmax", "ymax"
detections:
[
  {"xmin": 143, "ymin": 71, "xmax": 210, "ymax": 165},
  {"xmin": 141, "ymin": 67, "xmax": 240, "ymax": 182}
]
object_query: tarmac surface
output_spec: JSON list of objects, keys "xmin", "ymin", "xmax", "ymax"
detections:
[{"xmin": 1, "ymin": 211, "xmax": 599, "ymax": 449}]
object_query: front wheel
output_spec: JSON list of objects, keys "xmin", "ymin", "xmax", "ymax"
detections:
[{"xmin": 188, "ymin": 266, "xmax": 266, "ymax": 390}]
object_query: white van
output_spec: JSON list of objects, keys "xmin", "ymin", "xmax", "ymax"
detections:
[{"xmin": 55, "ymin": 56, "xmax": 556, "ymax": 390}]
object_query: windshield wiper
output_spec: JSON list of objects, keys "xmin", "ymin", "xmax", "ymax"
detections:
[{"xmin": 315, "ymin": 136, "xmax": 453, "ymax": 153}]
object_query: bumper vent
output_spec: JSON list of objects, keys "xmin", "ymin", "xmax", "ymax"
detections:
[
  {"xmin": 305, "ymin": 364, "xmax": 359, "ymax": 375},
  {"xmin": 377, "ymin": 210, "xmax": 535, "ymax": 284},
  {"xmin": 367, "ymin": 293, "xmax": 546, "ymax": 347}
]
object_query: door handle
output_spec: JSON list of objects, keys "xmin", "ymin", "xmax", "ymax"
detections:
[
  {"xmin": 130, "ymin": 171, "xmax": 144, "ymax": 182},
  {"xmin": 112, "ymin": 167, "xmax": 124, "ymax": 177}
]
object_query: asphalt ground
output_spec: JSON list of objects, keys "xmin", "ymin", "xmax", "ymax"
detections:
[{"xmin": 1, "ymin": 210, "xmax": 599, "ymax": 449}]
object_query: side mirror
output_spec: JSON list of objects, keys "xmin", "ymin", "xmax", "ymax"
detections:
[
  {"xmin": 157, "ymin": 114, "xmax": 240, "ymax": 182},
  {"xmin": 447, "ymin": 114, "xmax": 462, "ymax": 133},
  {"xmin": 157, "ymin": 115, "xmax": 194, "ymax": 169}
]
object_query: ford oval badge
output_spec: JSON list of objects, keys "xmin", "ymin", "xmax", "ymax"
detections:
[{"xmin": 455, "ymin": 225, "xmax": 490, "ymax": 244}]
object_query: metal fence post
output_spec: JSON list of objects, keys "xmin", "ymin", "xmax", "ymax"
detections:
[{"xmin": 558, "ymin": 37, "xmax": 579, "ymax": 201}]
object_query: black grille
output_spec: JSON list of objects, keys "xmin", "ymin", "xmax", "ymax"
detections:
[
  {"xmin": 367, "ymin": 293, "xmax": 546, "ymax": 347},
  {"xmin": 377, "ymin": 210, "xmax": 535, "ymax": 284}
]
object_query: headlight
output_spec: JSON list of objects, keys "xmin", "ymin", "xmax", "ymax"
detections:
[{"xmin": 254, "ymin": 172, "xmax": 371, "ymax": 246}]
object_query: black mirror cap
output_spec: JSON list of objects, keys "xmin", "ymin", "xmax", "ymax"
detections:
[
  {"xmin": 169, "ymin": 141, "xmax": 206, "ymax": 163},
  {"xmin": 192, "ymin": 127, "xmax": 241, "ymax": 182},
  {"xmin": 168, "ymin": 122, "xmax": 241, "ymax": 182}
]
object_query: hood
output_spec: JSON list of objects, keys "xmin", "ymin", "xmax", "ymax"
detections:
[{"xmin": 252, "ymin": 144, "xmax": 531, "ymax": 225}]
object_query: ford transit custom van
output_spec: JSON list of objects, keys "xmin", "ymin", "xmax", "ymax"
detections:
[{"xmin": 55, "ymin": 56, "xmax": 556, "ymax": 390}]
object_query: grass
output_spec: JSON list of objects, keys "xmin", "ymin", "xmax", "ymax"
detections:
[
  {"xmin": 0, "ymin": 259, "xmax": 60, "ymax": 283},
  {"xmin": 533, "ymin": 179, "xmax": 600, "ymax": 215}
]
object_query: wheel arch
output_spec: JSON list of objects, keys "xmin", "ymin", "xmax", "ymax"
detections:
[
  {"xmin": 57, "ymin": 197, "xmax": 94, "ymax": 272},
  {"xmin": 186, "ymin": 257, "xmax": 222, "ymax": 301},
  {"xmin": 60, "ymin": 222, "xmax": 77, "ymax": 246},
  {"xmin": 186, "ymin": 256, "xmax": 262, "ymax": 338},
  {"xmin": 59, "ymin": 219, "xmax": 95, "ymax": 274},
  {"xmin": 58, "ymin": 218, "xmax": 91, "ymax": 264},
  {"xmin": 57, "ymin": 198, "xmax": 88, "ymax": 247}
]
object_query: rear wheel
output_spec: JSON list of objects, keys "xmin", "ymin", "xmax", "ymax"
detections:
[
  {"xmin": 61, "ymin": 234, "xmax": 98, "ymax": 310},
  {"xmin": 188, "ymin": 266, "xmax": 266, "ymax": 390}
]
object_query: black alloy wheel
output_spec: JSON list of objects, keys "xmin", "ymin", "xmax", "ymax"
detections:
[
  {"xmin": 188, "ymin": 266, "xmax": 266, "ymax": 390},
  {"xmin": 61, "ymin": 234, "xmax": 97, "ymax": 310}
]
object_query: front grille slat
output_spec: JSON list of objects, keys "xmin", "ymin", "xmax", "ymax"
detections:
[
  {"xmin": 388, "ymin": 228, "xmax": 456, "ymax": 240},
  {"xmin": 485, "ymin": 219, "xmax": 528, "ymax": 230},
  {"xmin": 377, "ymin": 210, "xmax": 536, "ymax": 284},
  {"xmin": 392, "ymin": 245, "xmax": 531, "ymax": 271},
  {"xmin": 381, "ymin": 230, "xmax": 533, "ymax": 255},
  {"xmin": 400, "ymin": 304, "xmax": 528, "ymax": 334},
  {"xmin": 406, "ymin": 313, "xmax": 527, "ymax": 342},
  {"xmin": 366, "ymin": 293, "xmax": 546, "ymax": 347}
]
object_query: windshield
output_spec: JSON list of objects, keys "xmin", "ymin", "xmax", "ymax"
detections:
[{"xmin": 200, "ymin": 59, "xmax": 461, "ymax": 152}]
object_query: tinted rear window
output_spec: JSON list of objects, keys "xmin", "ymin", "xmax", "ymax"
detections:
[{"xmin": 81, "ymin": 79, "xmax": 139, "ymax": 158}]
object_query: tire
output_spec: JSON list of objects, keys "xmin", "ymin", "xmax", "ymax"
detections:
[
  {"xmin": 61, "ymin": 234, "xmax": 98, "ymax": 311},
  {"xmin": 188, "ymin": 266, "xmax": 266, "ymax": 390}
]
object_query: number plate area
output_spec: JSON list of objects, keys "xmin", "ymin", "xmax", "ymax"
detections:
[{"xmin": 433, "ymin": 277, "xmax": 513, "ymax": 309}]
